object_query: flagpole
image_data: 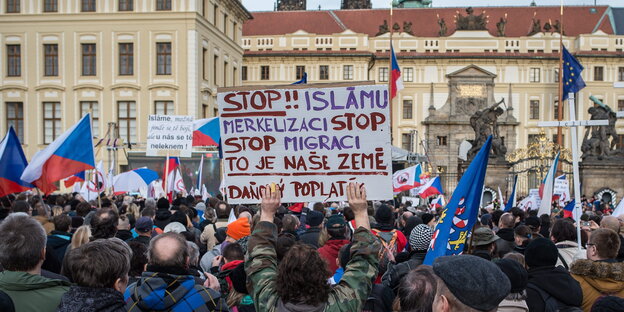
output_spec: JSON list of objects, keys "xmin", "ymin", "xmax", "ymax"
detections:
[
  {"xmin": 388, "ymin": 1, "xmax": 394, "ymax": 143},
  {"xmin": 557, "ymin": 0, "xmax": 564, "ymax": 147},
  {"xmin": 164, "ymin": 152, "xmax": 170, "ymax": 200}
]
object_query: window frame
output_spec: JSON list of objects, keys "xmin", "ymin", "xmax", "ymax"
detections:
[
  {"xmin": 319, "ymin": 65, "xmax": 329, "ymax": 80},
  {"xmin": 594, "ymin": 66, "xmax": 604, "ymax": 81},
  {"xmin": 529, "ymin": 100, "xmax": 540, "ymax": 120},
  {"xmin": 437, "ymin": 136, "xmax": 448, "ymax": 146},
  {"xmin": 402, "ymin": 99, "xmax": 413, "ymax": 119},
  {"xmin": 154, "ymin": 100, "xmax": 174, "ymax": 115},
  {"xmin": 80, "ymin": 101, "xmax": 99, "ymax": 137},
  {"xmin": 241, "ymin": 66, "xmax": 248, "ymax": 81},
  {"xmin": 81, "ymin": 0, "xmax": 96, "ymax": 12},
  {"xmin": 529, "ymin": 68, "xmax": 541, "ymax": 83},
  {"xmin": 618, "ymin": 67, "xmax": 624, "ymax": 82},
  {"xmin": 118, "ymin": 0, "xmax": 133, "ymax": 11},
  {"xmin": 379, "ymin": 67, "xmax": 388, "ymax": 82},
  {"xmin": 401, "ymin": 133, "xmax": 411, "ymax": 151},
  {"xmin": 117, "ymin": 101, "xmax": 137, "ymax": 143},
  {"xmin": 260, "ymin": 65, "xmax": 270, "ymax": 80},
  {"xmin": 44, "ymin": 44, "xmax": 59, "ymax": 77},
  {"xmin": 156, "ymin": 0, "xmax": 171, "ymax": 11},
  {"xmin": 343, "ymin": 65, "xmax": 353, "ymax": 80},
  {"xmin": 156, "ymin": 42, "xmax": 172, "ymax": 75},
  {"xmin": 6, "ymin": 0, "xmax": 20, "ymax": 13},
  {"xmin": 404, "ymin": 67, "xmax": 414, "ymax": 82},
  {"xmin": 6, "ymin": 102, "xmax": 24, "ymax": 142},
  {"xmin": 43, "ymin": 101, "xmax": 61, "ymax": 144},
  {"xmin": 118, "ymin": 42, "xmax": 134, "ymax": 76},
  {"xmin": 44, "ymin": 0, "xmax": 58, "ymax": 12},
  {"xmin": 81, "ymin": 43, "xmax": 97, "ymax": 76},
  {"xmin": 7, "ymin": 44, "xmax": 21, "ymax": 77},
  {"xmin": 296, "ymin": 65, "xmax": 305, "ymax": 80}
]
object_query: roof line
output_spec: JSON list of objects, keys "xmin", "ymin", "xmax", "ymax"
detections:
[
  {"xmin": 592, "ymin": 6, "xmax": 611, "ymax": 34},
  {"xmin": 327, "ymin": 10, "xmax": 347, "ymax": 31}
]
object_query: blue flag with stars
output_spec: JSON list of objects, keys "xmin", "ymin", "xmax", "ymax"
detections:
[{"xmin": 562, "ymin": 46, "xmax": 586, "ymax": 101}]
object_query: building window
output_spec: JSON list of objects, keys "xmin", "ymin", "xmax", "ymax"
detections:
[
  {"xmin": 241, "ymin": 66, "xmax": 247, "ymax": 81},
  {"xmin": 223, "ymin": 61, "xmax": 228, "ymax": 87},
  {"xmin": 6, "ymin": 0, "xmax": 19, "ymax": 13},
  {"xmin": 202, "ymin": 48, "xmax": 207, "ymax": 81},
  {"xmin": 222, "ymin": 13, "xmax": 228, "ymax": 33},
  {"xmin": 529, "ymin": 68, "xmax": 540, "ymax": 82},
  {"xmin": 618, "ymin": 67, "xmax": 624, "ymax": 82},
  {"xmin": 554, "ymin": 68, "xmax": 559, "ymax": 82},
  {"xmin": 401, "ymin": 133, "xmax": 411, "ymax": 151},
  {"xmin": 261, "ymin": 65, "xmax": 270, "ymax": 80},
  {"xmin": 343, "ymin": 65, "xmax": 353, "ymax": 80},
  {"xmin": 319, "ymin": 65, "xmax": 329, "ymax": 80},
  {"xmin": 404, "ymin": 67, "xmax": 414, "ymax": 82},
  {"xmin": 7, "ymin": 45, "xmax": 21, "ymax": 77},
  {"xmin": 232, "ymin": 22, "xmax": 237, "ymax": 41},
  {"xmin": 402, "ymin": 100, "xmax": 413, "ymax": 119},
  {"xmin": 118, "ymin": 0, "xmax": 132, "ymax": 11},
  {"xmin": 528, "ymin": 134, "xmax": 539, "ymax": 144},
  {"xmin": 81, "ymin": 43, "xmax": 96, "ymax": 76},
  {"xmin": 156, "ymin": 42, "xmax": 171, "ymax": 75},
  {"xmin": 529, "ymin": 100, "xmax": 540, "ymax": 119},
  {"xmin": 43, "ymin": 102, "xmax": 61, "ymax": 144},
  {"xmin": 233, "ymin": 67, "xmax": 237, "ymax": 84},
  {"xmin": 594, "ymin": 66, "xmax": 604, "ymax": 81},
  {"xmin": 296, "ymin": 66, "xmax": 305, "ymax": 80},
  {"xmin": 155, "ymin": 101, "xmax": 173, "ymax": 115},
  {"xmin": 213, "ymin": 4, "xmax": 218, "ymax": 25},
  {"xmin": 379, "ymin": 67, "xmax": 388, "ymax": 82},
  {"xmin": 119, "ymin": 43, "xmax": 133, "ymax": 76},
  {"xmin": 44, "ymin": 44, "xmax": 58, "ymax": 76},
  {"xmin": 44, "ymin": 0, "xmax": 58, "ymax": 12},
  {"xmin": 80, "ymin": 101, "xmax": 99, "ymax": 137},
  {"xmin": 437, "ymin": 136, "xmax": 447, "ymax": 146},
  {"xmin": 156, "ymin": 0, "xmax": 171, "ymax": 10},
  {"xmin": 117, "ymin": 101, "xmax": 136, "ymax": 143},
  {"xmin": 81, "ymin": 0, "xmax": 95, "ymax": 12},
  {"xmin": 6, "ymin": 102, "xmax": 24, "ymax": 142},
  {"xmin": 553, "ymin": 100, "xmax": 564, "ymax": 119},
  {"xmin": 213, "ymin": 55, "xmax": 218, "ymax": 85},
  {"xmin": 202, "ymin": 104, "xmax": 208, "ymax": 118}
]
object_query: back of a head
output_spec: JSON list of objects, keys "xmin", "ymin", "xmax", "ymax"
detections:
[
  {"xmin": 524, "ymin": 237, "xmax": 558, "ymax": 269},
  {"xmin": 499, "ymin": 213, "xmax": 515, "ymax": 229},
  {"xmin": 223, "ymin": 242, "xmax": 244, "ymax": 262},
  {"xmin": 128, "ymin": 241, "xmax": 148, "ymax": 277},
  {"xmin": 0, "ymin": 213, "xmax": 46, "ymax": 271},
  {"xmin": 71, "ymin": 225, "xmax": 92, "ymax": 249},
  {"xmin": 76, "ymin": 202, "xmax": 92, "ymax": 217},
  {"xmin": 277, "ymin": 243, "xmax": 330, "ymax": 306},
  {"xmin": 91, "ymin": 209, "xmax": 119, "ymax": 240},
  {"xmin": 11, "ymin": 200, "xmax": 31, "ymax": 214},
  {"xmin": 491, "ymin": 210, "xmax": 504, "ymax": 228},
  {"xmin": 600, "ymin": 216, "xmax": 621, "ymax": 234},
  {"xmin": 141, "ymin": 207, "xmax": 156, "ymax": 218},
  {"xmin": 148, "ymin": 232, "xmax": 188, "ymax": 268},
  {"xmin": 550, "ymin": 219, "xmax": 577, "ymax": 243},
  {"xmin": 313, "ymin": 202, "xmax": 325, "ymax": 213},
  {"xmin": 398, "ymin": 265, "xmax": 437, "ymax": 312},
  {"xmin": 375, "ymin": 204, "xmax": 394, "ymax": 225},
  {"xmin": 281, "ymin": 214, "xmax": 298, "ymax": 232},
  {"xmin": 65, "ymin": 239, "xmax": 130, "ymax": 288},
  {"xmin": 590, "ymin": 228, "xmax": 621, "ymax": 260},
  {"xmin": 186, "ymin": 241, "xmax": 200, "ymax": 266},
  {"xmin": 53, "ymin": 214, "xmax": 72, "ymax": 233}
]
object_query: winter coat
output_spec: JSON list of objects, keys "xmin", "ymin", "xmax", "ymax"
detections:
[
  {"xmin": 318, "ymin": 239, "xmax": 350, "ymax": 274},
  {"xmin": 57, "ymin": 286, "xmax": 125, "ymax": 312},
  {"xmin": 570, "ymin": 259, "xmax": 624, "ymax": 312},
  {"xmin": 200, "ymin": 244, "xmax": 222, "ymax": 273},
  {"xmin": 114, "ymin": 229, "xmax": 133, "ymax": 241},
  {"xmin": 0, "ymin": 270, "xmax": 70, "ymax": 312},
  {"xmin": 495, "ymin": 228, "xmax": 515, "ymax": 258},
  {"xmin": 42, "ymin": 231, "xmax": 72, "ymax": 274},
  {"xmin": 128, "ymin": 235, "xmax": 151, "ymax": 247},
  {"xmin": 555, "ymin": 240, "xmax": 586, "ymax": 270},
  {"xmin": 299, "ymin": 227, "xmax": 322, "ymax": 248},
  {"xmin": 497, "ymin": 298, "xmax": 529, "ymax": 312},
  {"xmin": 153, "ymin": 209, "xmax": 172, "ymax": 230},
  {"xmin": 124, "ymin": 269, "xmax": 228, "ymax": 312},
  {"xmin": 525, "ymin": 266, "xmax": 583, "ymax": 311},
  {"xmin": 381, "ymin": 252, "xmax": 426, "ymax": 292}
]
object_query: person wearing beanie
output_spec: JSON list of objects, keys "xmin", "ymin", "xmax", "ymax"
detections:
[
  {"xmin": 227, "ymin": 218, "xmax": 251, "ymax": 242},
  {"xmin": 421, "ymin": 213, "xmax": 435, "ymax": 227},
  {"xmin": 128, "ymin": 217, "xmax": 154, "ymax": 247},
  {"xmin": 226, "ymin": 262, "xmax": 256, "ymax": 312},
  {"xmin": 524, "ymin": 216, "xmax": 543, "ymax": 238},
  {"xmin": 496, "ymin": 259, "xmax": 529, "ymax": 311},
  {"xmin": 317, "ymin": 215, "xmax": 350, "ymax": 274},
  {"xmin": 591, "ymin": 296, "xmax": 624, "ymax": 312},
  {"xmin": 373, "ymin": 204, "xmax": 407, "ymax": 256},
  {"xmin": 524, "ymin": 238, "xmax": 583, "ymax": 311},
  {"xmin": 432, "ymin": 255, "xmax": 511, "ymax": 312},
  {"xmin": 154, "ymin": 197, "xmax": 172, "ymax": 230},
  {"xmin": 299, "ymin": 210, "xmax": 325, "ymax": 248},
  {"xmin": 382, "ymin": 224, "xmax": 432, "ymax": 292}
]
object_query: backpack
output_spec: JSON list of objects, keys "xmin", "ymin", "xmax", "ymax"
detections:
[
  {"xmin": 527, "ymin": 283, "xmax": 583, "ymax": 312},
  {"xmin": 372, "ymin": 229, "xmax": 399, "ymax": 274}
]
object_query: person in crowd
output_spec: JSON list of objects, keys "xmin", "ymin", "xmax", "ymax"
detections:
[
  {"xmin": 503, "ymin": 252, "xmax": 527, "ymax": 268},
  {"xmin": 382, "ymin": 224, "xmax": 433, "ymax": 291},
  {"xmin": 510, "ymin": 207, "xmax": 525, "ymax": 227},
  {"xmin": 570, "ymin": 228, "xmax": 624, "ymax": 311},
  {"xmin": 524, "ymin": 216, "xmax": 543, "ymax": 238},
  {"xmin": 125, "ymin": 232, "xmax": 228, "ymax": 311},
  {"xmin": 115, "ymin": 215, "xmax": 133, "ymax": 241},
  {"xmin": 496, "ymin": 258, "xmax": 529, "ymax": 311},
  {"xmin": 11, "ymin": 200, "xmax": 32, "ymax": 215},
  {"xmin": 317, "ymin": 214, "xmax": 350, "ymax": 275},
  {"xmin": 470, "ymin": 226, "xmax": 500, "ymax": 260},
  {"xmin": 127, "ymin": 241, "xmax": 148, "ymax": 286},
  {"xmin": 0, "ymin": 213, "xmax": 70, "ymax": 312},
  {"xmin": 550, "ymin": 219, "xmax": 586, "ymax": 270},
  {"xmin": 401, "ymin": 215, "xmax": 423, "ymax": 244},
  {"xmin": 496, "ymin": 213, "xmax": 516, "ymax": 258},
  {"xmin": 226, "ymin": 217, "xmax": 251, "ymax": 251},
  {"xmin": 225, "ymin": 262, "xmax": 255, "ymax": 312},
  {"xmin": 591, "ymin": 296, "xmax": 624, "ymax": 311},
  {"xmin": 431, "ymin": 255, "xmax": 511, "ymax": 312},
  {"xmin": 154, "ymin": 197, "xmax": 172, "ymax": 230},
  {"xmin": 599, "ymin": 216, "xmax": 624, "ymax": 261},
  {"xmin": 524, "ymin": 237, "xmax": 583, "ymax": 311},
  {"xmin": 57, "ymin": 239, "xmax": 130, "ymax": 312},
  {"xmin": 280, "ymin": 214, "xmax": 300, "ymax": 240},
  {"xmin": 200, "ymin": 227, "xmax": 228, "ymax": 273},
  {"xmin": 539, "ymin": 214, "xmax": 552, "ymax": 238},
  {"xmin": 395, "ymin": 265, "xmax": 437, "ymax": 312},
  {"xmin": 421, "ymin": 213, "xmax": 436, "ymax": 228},
  {"xmin": 187, "ymin": 241, "xmax": 204, "ymax": 284},
  {"xmin": 212, "ymin": 243, "xmax": 245, "ymax": 298},
  {"xmin": 398, "ymin": 211, "xmax": 414, "ymax": 231},
  {"xmin": 373, "ymin": 204, "xmax": 408, "ymax": 253},
  {"xmin": 90, "ymin": 208, "xmax": 119, "ymax": 241},
  {"xmin": 245, "ymin": 182, "xmax": 381, "ymax": 311},
  {"xmin": 513, "ymin": 225, "xmax": 532, "ymax": 255},
  {"xmin": 42, "ymin": 214, "xmax": 73, "ymax": 274},
  {"xmin": 128, "ymin": 217, "xmax": 154, "ymax": 247},
  {"xmin": 299, "ymin": 210, "xmax": 325, "ymax": 247}
]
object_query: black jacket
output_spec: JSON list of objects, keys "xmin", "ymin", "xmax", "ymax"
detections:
[
  {"xmin": 128, "ymin": 235, "xmax": 151, "ymax": 247},
  {"xmin": 381, "ymin": 252, "xmax": 426, "ymax": 292},
  {"xmin": 57, "ymin": 286, "xmax": 125, "ymax": 312},
  {"xmin": 42, "ymin": 231, "xmax": 72, "ymax": 274},
  {"xmin": 154, "ymin": 209, "xmax": 172, "ymax": 230},
  {"xmin": 526, "ymin": 266, "xmax": 583, "ymax": 311},
  {"xmin": 299, "ymin": 227, "xmax": 322, "ymax": 248},
  {"xmin": 495, "ymin": 228, "xmax": 515, "ymax": 258},
  {"xmin": 115, "ymin": 229, "xmax": 133, "ymax": 242}
]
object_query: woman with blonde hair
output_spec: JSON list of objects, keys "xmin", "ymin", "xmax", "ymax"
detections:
[{"xmin": 69, "ymin": 225, "xmax": 91, "ymax": 251}]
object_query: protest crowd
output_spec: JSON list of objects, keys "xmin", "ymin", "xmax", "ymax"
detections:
[{"xmin": 0, "ymin": 182, "xmax": 622, "ymax": 312}]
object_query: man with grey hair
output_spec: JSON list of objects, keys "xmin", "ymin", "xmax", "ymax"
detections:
[
  {"xmin": 125, "ymin": 232, "xmax": 228, "ymax": 311},
  {"xmin": 0, "ymin": 213, "xmax": 70, "ymax": 311},
  {"xmin": 600, "ymin": 216, "xmax": 624, "ymax": 261}
]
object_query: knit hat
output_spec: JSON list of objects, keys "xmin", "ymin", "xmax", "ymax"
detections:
[
  {"xmin": 421, "ymin": 213, "xmax": 434, "ymax": 225},
  {"xmin": 592, "ymin": 296, "xmax": 624, "ymax": 312},
  {"xmin": 524, "ymin": 237, "xmax": 558, "ymax": 268},
  {"xmin": 135, "ymin": 217, "xmax": 154, "ymax": 233},
  {"xmin": 471, "ymin": 227, "xmax": 500, "ymax": 246},
  {"xmin": 163, "ymin": 222, "xmax": 186, "ymax": 234},
  {"xmin": 410, "ymin": 224, "xmax": 433, "ymax": 251},
  {"xmin": 229, "ymin": 261, "xmax": 249, "ymax": 294},
  {"xmin": 195, "ymin": 202, "xmax": 206, "ymax": 211},
  {"xmin": 306, "ymin": 211, "xmax": 324, "ymax": 227},
  {"xmin": 433, "ymin": 255, "xmax": 511, "ymax": 311},
  {"xmin": 525, "ymin": 216, "xmax": 541, "ymax": 229},
  {"xmin": 375, "ymin": 204, "xmax": 393, "ymax": 224},
  {"xmin": 157, "ymin": 197, "xmax": 170, "ymax": 210},
  {"xmin": 326, "ymin": 215, "xmax": 346, "ymax": 229},
  {"xmin": 215, "ymin": 227, "xmax": 228, "ymax": 244},
  {"xmin": 495, "ymin": 259, "xmax": 528, "ymax": 293},
  {"xmin": 227, "ymin": 217, "xmax": 251, "ymax": 240}
]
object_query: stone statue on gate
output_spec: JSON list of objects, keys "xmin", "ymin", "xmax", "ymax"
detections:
[
  {"xmin": 582, "ymin": 97, "xmax": 621, "ymax": 160},
  {"xmin": 468, "ymin": 99, "xmax": 507, "ymax": 159},
  {"xmin": 455, "ymin": 7, "xmax": 488, "ymax": 31},
  {"xmin": 377, "ymin": 20, "xmax": 389, "ymax": 36}
]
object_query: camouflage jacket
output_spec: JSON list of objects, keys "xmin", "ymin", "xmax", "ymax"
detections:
[{"xmin": 245, "ymin": 221, "xmax": 380, "ymax": 312}]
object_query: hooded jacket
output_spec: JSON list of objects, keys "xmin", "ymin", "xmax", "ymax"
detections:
[
  {"xmin": 124, "ymin": 270, "xmax": 228, "ymax": 312},
  {"xmin": 525, "ymin": 266, "xmax": 583, "ymax": 311},
  {"xmin": 318, "ymin": 239, "xmax": 350, "ymax": 274},
  {"xmin": 57, "ymin": 286, "xmax": 125, "ymax": 312},
  {"xmin": 42, "ymin": 230, "xmax": 72, "ymax": 274},
  {"xmin": 0, "ymin": 270, "xmax": 70, "ymax": 312},
  {"xmin": 154, "ymin": 209, "xmax": 172, "ymax": 230},
  {"xmin": 570, "ymin": 259, "xmax": 624, "ymax": 312},
  {"xmin": 555, "ymin": 240, "xmax": 586, "ymax": 270},
  {"xmin": 495, "ymin": 228, "xmax": 515, "ymax": 258}
]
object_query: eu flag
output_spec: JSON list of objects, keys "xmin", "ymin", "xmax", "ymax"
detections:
[
  {"xmin": 423, "ymin": 136, "xmax": 492, "ymax": 265},
  {"xmin": 292, "ymin": 72, "xmax": 307, "ymax": 85},
  {"xmin": 562, "ymin": 46, "xmax": 586, "ymax": 101}
]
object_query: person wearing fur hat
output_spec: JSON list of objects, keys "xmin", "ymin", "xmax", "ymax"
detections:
[{"xmin": 570, "ymin": 228, "xmax": 624, "ymax": 312}]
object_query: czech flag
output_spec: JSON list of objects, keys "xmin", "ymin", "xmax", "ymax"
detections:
[
  {"xmin": 192, "ymin": 118, "xmax": 220, "ymax": 147},
  {"xmin": 390, "ymin": 44, "xmax": 404, "ymax": 100},
  {"xmin": 63, "ymin": 171, "xmax": 85, "ymax": 188},
  {"xmin": 430, "ymin": 195, "xmax": 446, "ymax": 209},
  {"xmin": 0, "ymin": 127, "xmax": 33, "ymax": 197},
  {"xmin": 163, "ymin": 156, "xmax": 179, "ymax": 201},
  {"xmin": 392, "ymin": 164, "xmax": 423, "ymax": 193},
  {"xmin": 563, "ymin": 199, "xmax": 575, "ymax": 219},
  {"xmin": 21, "ymin": 114, "xmax": 95, "ymax": 194},
  {"xmin": 538, "ymin": 152, "xmax": 560, "ymax": 217},
  {"xmin": 418, "ymin": 176, "xmax": 444, "ymax": 198},
  {"xmin": 113, "ymin": 167, "xmax": 159, "ymax": 195}
]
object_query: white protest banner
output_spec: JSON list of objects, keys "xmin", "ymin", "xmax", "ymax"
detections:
[
  {"xmin": 218, "ymin": 83, "xmax": 393, "ymax": 204},
  {"xmin": 146, "ymin": 115, "xmax": 193, "ymax": 157}
]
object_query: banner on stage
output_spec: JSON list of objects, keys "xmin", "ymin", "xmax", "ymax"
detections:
[
  {"xmin": 146, "ymin": 115, "xmax": 193, "ymax": 157},
  {"xmin": 218, "ymin": 83, "xmax": 393, "ymax": 204}
]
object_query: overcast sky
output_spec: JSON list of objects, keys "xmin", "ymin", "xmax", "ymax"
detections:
[{"xmin": 241, "ymin": 0, "xmax": 620, "ymax": 11}]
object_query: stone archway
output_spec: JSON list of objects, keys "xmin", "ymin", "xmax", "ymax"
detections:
[{"xmin": 595, "ymin": 188, "xmax": 617, "ymax": 205}]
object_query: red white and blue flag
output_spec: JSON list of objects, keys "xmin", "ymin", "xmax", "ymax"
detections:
[
  {"xmin": 431, "ymin": 195, "xmax": 446, "ymax": 209},
  {"xmin": 163, "ymin": 156, "xmax": 180, "ymax": 201},
  {"xmin": 21, "ymin": 114, "xmax": 95, "ymax": 194},
  {"xmin": 192, "ymin": 118, "xmax": 220, "ymax": 147},
  {"xmin": 113, "ymin": 167, "xmax": 159, "ymax": 195},
  {"xmin": 538, "ymin": 152, "xmax": 560, "ymax": 216},
  {"xmin": 392, "ymin": 164, "xmax": 423, "ymax": 193},
  {"xmin": 563, "ymin": 199, "xmax": 576, "ymax": 219},
  {"xmin": 417, "ymin": 176, "xmax": 444, "ymax": 198},
  {"xmin": 0, "ymin": 127, "xmax": 33, "ymax": 197},
  {"xmin": 390, "ymin": 45, "xmax": 404, "ymax": 99},
  {"xmin": 63, "ymin": 171, "xmax": 85, "ymax": 188}
]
